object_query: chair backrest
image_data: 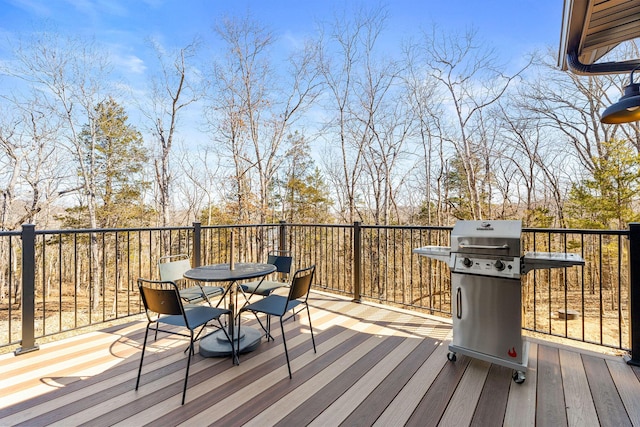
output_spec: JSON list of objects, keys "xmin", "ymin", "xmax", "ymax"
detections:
[
  {"xmin": 158, "ymin": 254, "xmax": 192, "ymax": 282},
  {"xmin": 138, "ymin": 278, "xmax": 184, "ymax": 316},
  {"xmin": 267, "ymin": 249, "xmax": 293, "ymax": 275},
  {"xmin": 287, "ymin": 265, "xmax": 315, "ymax": 302}
]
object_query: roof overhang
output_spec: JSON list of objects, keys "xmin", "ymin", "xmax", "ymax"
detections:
[{"xmin": 558, "ymin": 0, "xmax": 640, "ymax": 75}]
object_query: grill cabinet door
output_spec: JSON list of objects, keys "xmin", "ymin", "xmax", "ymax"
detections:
[{"xmin": 451, "ymin": 273, "xmax": 523, "ymax": 364}]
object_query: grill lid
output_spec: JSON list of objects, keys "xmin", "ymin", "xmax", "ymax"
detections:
[{"xmin": 451, "ymin": 220, "xmax": 521, "ymax": 257}]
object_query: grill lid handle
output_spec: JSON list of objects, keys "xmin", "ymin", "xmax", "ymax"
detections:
[{"xmin": 458, "ymin": 243, "xmax": 510, "ymax": 250}]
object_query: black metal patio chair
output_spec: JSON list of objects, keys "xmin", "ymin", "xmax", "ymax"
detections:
[
  {"xmin": 240, "ymin": 249, "xmax": 293, "ymax": 300},
  {"xmin": 135, "ymin": 278, "xmax": 235, "ymax": 405},
  {"xmin": 158, "ymin": 254, "xmax": 225, "ymax": 307},
  {"xmin": 237, "ymin": 264, "xmax": 316, "ymax": 378}
]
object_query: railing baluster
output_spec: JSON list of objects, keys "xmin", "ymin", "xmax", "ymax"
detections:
[
  {"xmin": 627, "ymin": 223, "xmax": 640, "ymax": 365},
  {"xmin": 353, "ymin": 221, "xmax": 361, "ymax": 302},
  {"xmin": 15, "ymin": 224, "xmax": 38, "ymax": 355},
  {"xmin": 193, "ymin": 222, "xmax": 201, "ymax": 267}
]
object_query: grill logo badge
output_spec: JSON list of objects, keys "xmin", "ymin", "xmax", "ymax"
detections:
[
  {"xmin": 477, "ymin": 221, "xmax": 494, "ymax": 231},
  {"xmin": 508, "ymin": 347, "xmax": 517, "ymax": 358}
]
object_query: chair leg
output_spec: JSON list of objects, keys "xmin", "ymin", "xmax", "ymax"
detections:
[
  {"xmin": 136, "ymin": 324, "xmax": 151, "ymax": 391},
  {"xmin": 193, "ymin": 323, "xmax": 208, "ymax": 343},
  {"xmin": 251, "ymin": 312, "xmax": 274, "ymax": 341},
  {"xmin": 238, "ymin": 285, "xmax": 252, "ymax": 307},
  {"xmin": 237, "ymin": 312, "xmax": 241, "ymax": 361},
  {"xmin": 154, "ymin": 315, "xmax": 160, "ymax": 341},
  {"xmin": 280, "ymin": 317, "xmax": 292, "ymax": 379},
  {"xmin": 252, "ymin": 311, "xmax": 270, "ymax": 337},
  {"xmin": 262, "ymin": 314, "xmax": 274, "ymax": 340},
  {"xmin": 306, "ymin": 304, "xmax": 316, "ymax": 353},
  {"xmin": 182, "ymin": 333, "xmax": 194, "ymax": 405},
  {"xmin": 227, "ymin": 315, "xmax": 238, "ymax": 365},
  {"xmin": 215, "ymin": 286, "xmax": 232, "ymax": 310}
]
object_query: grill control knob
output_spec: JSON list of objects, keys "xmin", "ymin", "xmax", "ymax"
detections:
[
  {"xmin": 463, "ymin": 258, "xmax": 473, "ymax": 267},
  {"xmin": 494, "ymin": 259, "xmax": 505, "ymax": 271}
]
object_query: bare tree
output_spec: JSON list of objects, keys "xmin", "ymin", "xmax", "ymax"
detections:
[
  {"xmin": 1, "ymin": 106, "xmax": 75, "ymax": 228},
  {"xmin": 4, "ymin": 31, "xmax": 112, "ymax": 308},
  {"xmin": 496, "ymin": 99, "xmax": 572, "ymax": 227},
  {"xmin": 316, "ymin": 6, "xmax": 384, "ymax": 223},
  {"xmin": 419, "ymin": 25, "xmax": 531, "ymax": 220},
  {"xmin": 142, "ymin": 40, "xmax": 202, "ymax": 231},
  {"xmin": 402, "ymin": 41, "xmax": 447, "ymax": 225},
  {"xmin": 175, "ymin": 143, "xmax": 224, "ymax": 225},
  {"xmin": 206, "ymin": 14, "xmax": 321, "ymax": 224},
  {"xmin": 520, "ymin": 48, "xmax": 628, "ymax": 174},
  {"xmin": 514, "ymin": 48, "xmax": 640, "ymax": 228},
  {"xmin": 351, "ymin": 9, "xmax": 410, "ymax": 225}
]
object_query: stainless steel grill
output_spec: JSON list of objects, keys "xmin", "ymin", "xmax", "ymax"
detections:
[{"xmin": 413, "ymin": 220, "xmax": 585, "ymax": 383}]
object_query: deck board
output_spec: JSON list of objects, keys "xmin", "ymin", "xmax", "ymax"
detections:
[
  {"xmin": 439, "ymin": 357, "xmax": 491, "ymax": 426},
  {"xmin": 1, "ymin": 291, "xmax": 638, "ymax": 427},
  {"xmin": 470, "ymin": 363, "xmax": 512, "ymax": 426},
  {"xmin": 559, "ymin": 349, "xmax": 599, "ymax": 427},
  {"xmin": 606, "ymin": 358, "xmax": 640, "ymax": 426},
  {"xmin": 309, "ymin": 336, "xmax": 423, "ymax": 426},
  {"xmin": 582, "ymin": 354, "xmax": 632, "ymax": 427},
  {"xmin": 503, "ymin": 341, "xmax": 537, "ymax": 426},
  {"xmin": 216, "ymin": 328, "xmax": 372, "ymax": 426},
  {"xmin": 536, "ymin": 345, "xmax": 567, "ymax": 427},
  {"xmin": 269, "ymin": 335, "xmax": 404, "ymax": 427},
  {"xmin": 339, "ymin": 337, "xmax": 439, "ymax": 427},
  {"xmin": 405, "ymin": 353, "xmax": 471, "ymax": 427},
  {"xmin": 373, "ymin": 338, "xmax": 451, "ymax": 427}
]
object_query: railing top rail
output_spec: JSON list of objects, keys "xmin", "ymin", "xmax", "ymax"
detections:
[
  {"xmin": 35, "ymin": 225, "xmax": 194, "ymax": 236},
  {"xmin": 522, "ymin": 227, "xmax": 629, "ymax": 236},
  {"xmin": 201, "ymin": 223, "xmax": 280, "ymax": 230},
  {"xmin": 201, "ymin": 223, "xmax": 355, "ymax": 229},
  {"xmin": 361, "ymin": 224, "xmax": 453, "ymax": 231},
  {"xmin": 282, "ymin": 223, "xmax": 355, "ymax": 228}
]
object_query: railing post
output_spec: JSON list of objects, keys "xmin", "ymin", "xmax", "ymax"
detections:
[
  {"xmin": 278, "ymin": 220, "xmax": 287, "ymax": 253},
  {"xmin": 627, "ymin": 222, "xmax": 640, "ymax": 366},
  {"xmin": 193, "ymin": 222, "xmax": 202, "ymax": 267},
  {"xmin": 15, "ymin": 223, "xmax": 38, "ymax": 355},
  {"xmin": 353, "ymin": 221, "xmax": 361, "ymax": 303}
]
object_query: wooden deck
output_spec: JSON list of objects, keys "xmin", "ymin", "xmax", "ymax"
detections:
[{"xmin": 1, "ymin": 291, "xmax": 640, "ymax": 426}]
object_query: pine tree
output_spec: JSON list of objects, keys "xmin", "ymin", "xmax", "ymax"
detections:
[
  {"xmin": 272, "ymin": 133, "xmax": 332, "ymax": 223},
  {"xmin": 566, "ymin": 139, "xmax": 640, "ymax": 230},
  {"xmin": 59, "ymin": 98, "xmax": 152, "ymax": 228}
]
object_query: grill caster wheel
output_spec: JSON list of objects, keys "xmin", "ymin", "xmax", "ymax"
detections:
[
  {"xmin": 447, "ymin": 352, "xmax": 457, "ymax": 362},
  {"xmin": 512, "ymin": 371, "xmax": 525, "ymax": 384}
]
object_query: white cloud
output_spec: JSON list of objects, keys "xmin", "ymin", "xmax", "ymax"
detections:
[
  {"xmin": 282, "ymin": 30, "xmax": 306, "ymax": 50},
  {"xmin": 112, "ymin": 52, "xmax": 146, "ymax": 74}
]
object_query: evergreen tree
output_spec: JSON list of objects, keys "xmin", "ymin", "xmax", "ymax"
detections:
[
  {"xmin": 59, "ymin": 98, "xmax": 152, "ymax": 228},
  {"xmin": 566, "ymin": 139, "xmax": 640, "ymax": 230},
  {"xmin": 272, "ymin": 133, "xmax": 332, "ymax": 223}
]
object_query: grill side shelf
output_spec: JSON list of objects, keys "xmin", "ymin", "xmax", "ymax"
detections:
[
  {"xmin": 413, "ymin": 246, "xmax": 452, "ymax": 264},
  {"xmin": 522, "ymin": 252, "xmax": 585, "ymax": 274}
]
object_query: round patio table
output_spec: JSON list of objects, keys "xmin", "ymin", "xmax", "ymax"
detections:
[{"xmin": 183, "ymin": 262, "xmax": 276, "ymax": 358}]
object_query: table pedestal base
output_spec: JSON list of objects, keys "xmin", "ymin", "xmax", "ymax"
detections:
[{"xmin": 199, "ymin": 326, "xmax": 262, "ymax": 357}]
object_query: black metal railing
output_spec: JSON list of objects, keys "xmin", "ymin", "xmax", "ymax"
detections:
[{"xmin": 2, "ymin": 221, "xmax": 639, "ymax": 365}]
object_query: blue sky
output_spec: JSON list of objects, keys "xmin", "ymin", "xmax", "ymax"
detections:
[
  {"xmin": 0, "ymin": 0, "xmax": 564, "ymax": 155},
  {"xmin": 0, "ymin": 0, "xmax": 568, "ymax": 209},
  {"xmin": 1, "ymin": 0, "xmax": 563, "ymax": 75}
]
